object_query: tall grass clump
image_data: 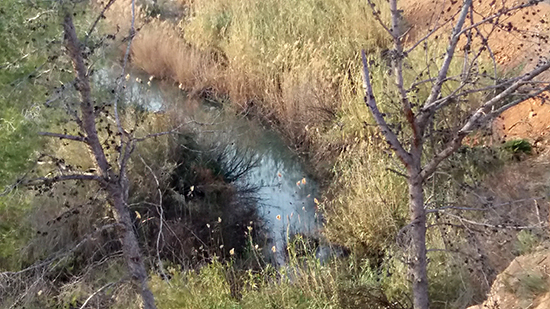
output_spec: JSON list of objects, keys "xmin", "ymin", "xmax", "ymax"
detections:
[
  {"xmin": 183, "ymin": 0, "xmax": 391, "ymax": 145},
  {"xmin": 103, "ymin": 0, "xmax": 391, "ymax": 153},
  {"xmin": 146, "ymin": 236, "xmax": 402, "ymax": 308},
  {"xmin": 322, "ymin": 140, "xmax": 409, "ymax": 258}
]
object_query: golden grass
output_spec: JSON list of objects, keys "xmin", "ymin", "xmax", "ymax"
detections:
[
  {"xmin": 322, "ymin": 139, "xmax": 409, "ymax": 258},
  {"xmin": 131, "ymin": 22, "xmax": 223, "ymax": 94},
  {"xmin": 99, "ymin": 0, "xmax": 489, "ymax": 261},
  {"xmin": 103, "ymin": 0, "xmax": 391, "ymax": 149}
]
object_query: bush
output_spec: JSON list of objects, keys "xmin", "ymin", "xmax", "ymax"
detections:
[{"xmin": 502, "ymin": 139, "xmax": 532, "ymax": 155}]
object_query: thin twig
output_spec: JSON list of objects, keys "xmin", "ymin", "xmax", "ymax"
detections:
[
  {"xmin": 79, "ymin": 279, "xmax": 123, "ymax": 309},
  {"xmin": 444, "ymin": 212, "xmax": 548, "ymax": 230},
  {"xmin": 84, "ymin": 0, "xmax": 118, "ymax": 45},
  {"xmin": 135, "ymin": 123, "xmax": 185, "ymax": 142},
  {"xmin": 138, "ymin": 154, "xmax": 170, "ymax": 284},
  {"xmin": 38, "ymin": 131, "xmax": 87, "ymax": 142},
  {"xmin": 426, "ymin": 194, "xmax": 550, "ymax": 213},
  {"xmin": 361, "ymin": 50, "xmax": 412, "ymax": 166},
  {"xmin": 23, "ymin": 174, "xmax": 104, "ymax": 186}
]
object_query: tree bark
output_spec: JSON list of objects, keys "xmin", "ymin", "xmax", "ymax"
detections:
[
  {"xmin": 108, "ymin": 184, "xmax": 157, "ymax": 309},
  {"xmin": 408, "ymin": 170, "xmax": 429, "ymax": 309}
]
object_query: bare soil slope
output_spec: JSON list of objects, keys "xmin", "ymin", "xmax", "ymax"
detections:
[{"xmin": 467, "ymin": 249, "xmax": 550, "ymax": 309}]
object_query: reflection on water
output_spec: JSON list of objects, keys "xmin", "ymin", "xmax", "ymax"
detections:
[
  {"xmin": 94, "ymin": 66, "xmax": 321, "ymax": 265},
  {"xmin": 246, "ymin": 132, "xmax": 320, "ymax": 264}
]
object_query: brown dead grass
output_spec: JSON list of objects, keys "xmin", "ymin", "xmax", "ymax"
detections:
[
  {"xmin": 99, "ymin": 0, "xmax": 390, "ymax": 158},
  {"xmin": 131, "ymin": 22, "xmax": 225, "ymax": 95}
]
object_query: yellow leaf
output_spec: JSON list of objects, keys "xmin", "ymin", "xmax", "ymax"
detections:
[{"xmin": 135, "ymin": 211, "xmax": 141, "ymax": 219}]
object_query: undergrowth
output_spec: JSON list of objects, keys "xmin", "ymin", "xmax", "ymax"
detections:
[{"xmin": 2, "ymin": 0, "xmax": 549, "ymax": 308}]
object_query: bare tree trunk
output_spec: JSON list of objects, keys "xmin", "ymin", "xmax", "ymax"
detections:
[
  {"xmin": 408, "ymin": 171, "xmax": 429, "ymax": 309},
  {"xmin": 362, "ymin": 0, "xmax": 550, "ymax": 307},
  {"xmin": 63, "ymin": 11, "xmax": 157, "ymax": 309},
  {"xmin": 109, "ymin": 185, "xmax": 157, "ymax": 309}
]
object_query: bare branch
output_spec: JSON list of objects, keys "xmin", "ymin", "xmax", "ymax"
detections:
[
  {"xmin": 135, "ymin": 123, "xmax": 185, "ymax": 142},
  {"xmin": 386, "ymin": 167, "xmax": 408, "ymax": 178},
  {"xmin": 463, "ymin": 61, "xmax": 550, "ymax": 129},
  {"xmin": 404, "ymin": 0, "xmax": 460, "ymax": 55},
  {"xmin": 483, "ymin": 84, "xmax": 550, "ymax": 121},
  {"xmin": 113, "ymin": 0, "xmax": 136, "ymax": 136},
  {"xmin": 386, "ymin": 0, "xmax": 422, "ymax": 152},
  {"xmin": 366, "ymin": 0, "xmax": 393, "ymax": 37},
  {"xmin": 362, "ymin": 50, "xmax": 412, "ymax": 166},
  {"xmin": 0, "ymin": 173, "xmax": 32, "ymax": 196},
  {"xmin": 427, "ymin": 194, "xmax": 550, "ymax": 214},
  {"xmin": 38, "ymin": 131, "xmax": 87, "ymax": 142},
  {"xmin": 79, "ymin": 279, "xmax": 124, "ymax": 309},
  {"xmin": 118, "ymin": 140, "xmax": 135, "ymax": 184},
  {"xmin": 63, "ymin": 13, "xmax": 110, "ymax": 175},
  {"xmin": 443, "ymin": 212, "xmax": 548, "ymax": 230},
  {"xmin": 23, "ymin": 174, "xmax": 104, "ymax": 186},
  {"xmin": 426, "ymin": 248, "xmax": 458, "ymax": 253},
  {"xmin": 25, "ymin": 10, "xmax": 54, "ymax": 23},
  {"xmin": 420, "ymin": 0, "xmax": 472, "ymax": 116},
  {"xmin": 113, "ymin": 0, "xmax": 137, "ymax": 179},
  {"xmin": 138, "ymin": 154, "xmax": 170, "ymax": 284},
  {"xmin": 420, "ymin": 60, "xmax": 550, "ymax": 181},
  {"xmin": 457, "ymin": 1, "xmax": 545, "ymax": 38},
  {"xmin": 0, "ymin": 223, "xmax": 121, "ymax": 278},
  {"xmin": 405, "ymin": 19, "xmax": 454, "ymax": 55},
  {"xmin": 84, "ymin": 0, "xmax": 118, "ymax": 45},
  {"xmin": 426, "ymin": 206, "xmax": 488, "ymax": 213}
]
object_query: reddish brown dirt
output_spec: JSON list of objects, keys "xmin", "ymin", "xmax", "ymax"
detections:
[
  {"xmin": 495, "ymin": 97, "xmax": 550, "ymax": 142},
  {"xmin": 403, "ymin": 0, "xmax": 550, "ymax": 143}
]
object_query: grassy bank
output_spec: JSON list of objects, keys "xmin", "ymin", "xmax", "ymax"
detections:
[
  {"xmin": 96, "ymin": 0, "xmax": 523, "ymax": 307},
  {"xmin": 104, "ymin": 0, "xmax": 408, "ymax": 254},
  {"xmin": 107, "ymin": 0, "xmax": 390, "ymax": 159},
  {"xmin": 2, "ymin": 0, "xmax": 549, "ymax": 308}
]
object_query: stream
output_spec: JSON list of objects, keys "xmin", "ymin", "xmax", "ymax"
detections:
[{"xmin": 95, "ymin": 66, "xmax": 323, "ymax": 265}]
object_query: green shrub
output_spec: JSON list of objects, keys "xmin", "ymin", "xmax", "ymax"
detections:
[
  {"xmin": 502, "ymin": 139, "xmax": 532, "ymax": 155},
  {"xmin": 514, "ymin": 230, "xmax": 542, "ymax": 256}
]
